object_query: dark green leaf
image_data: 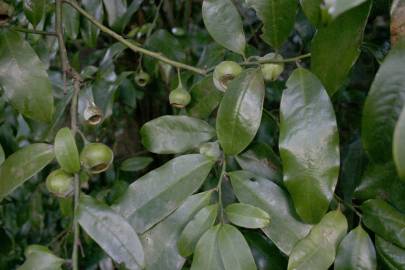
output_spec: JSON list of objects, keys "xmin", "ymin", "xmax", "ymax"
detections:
[
  {"xmin": 191, "ymin": 225, "xmax": 223, "ymax": 270},
  {"xmin": 81, "ymin": 0, "xmax": 104, "ymax": 47},
  {"xmin": 376, "ymin": 236, "xmax": 405, "ymax": 270},
  {"xmin": 23, "ymin": 0, "xmax": 46, "ymax": 27},
  {"xmin": 246, "ymin": 0, "xmax": 297, "ymax": 48},
  {"xmin": 225, "ymin": 203, "xmax": 270, "ymax": 229},
  {"xmin": 102, "ymin": 0, "xmax": 126, "ymax": 28},
  {"xmin": 361, "ymin": 199, "xmax": 405, "ymax": 249},
  {"xmin": 120, "ymin": 156, "xmax": 153, "ymax": 172},
  {"xmin": 112, "ymin": 0, "xmax": 144, "ymax": 32},
  {"xmin": 78, "ymin": 194, "xmax": 145, "ymax": 269},
  {"xmin": 288, "ymin": 210, "xmax": 348, "ymax": 270},
  {"xmin": 202, "ymin": 0, "xmax": 246, "ymax": 56},
  {"xmin": 0, "ymin": 144, "xmax": 54, "ymax": 200},
  {"xmin": 188, "ymin": 76, "xmax": 223, "ymax": 119},
  {"xmin": 362, "ymin": 40, "xmax": 405, "ymax": 163},
  {"xmin": 178, "ymin": 204, "xmax": 218, "ymax": 257},
  {"xmin": 229, "ymin": 171, "xmax": 312, "ymax": 255},
  {"xmin": 145, "ymin": 29, "xmax": 186, "ymax": 62},
  {"xmin": 279, "ymin": 68, "xmax": 340, "ymax": 224},
  {"xmin": 300, "ymin": 0, "xmax": 322, "ymax": 26},
  {"xmin": 394, "ymin": 107, "xmax": 405, "ymax": 180},
  {"xmin": 217, "ymin": 69, "xmax": 265, "ymax": 155},
  {"xmin": 142, "ymin": 191, "xmax": 213, "ymax": 270},
  {"xmin": 17, "ymin": 245, "xmax": 64, "ymax": 270},
  {"xmin": 218, "ymin": 224, "xmax": 257, "ymax": 270},
  {"xmin": 63, "ymin": 5, "xmax": 80, "ymax": 40},
  {"xmin": 0, "ymin": 30, "xmax": 54, "ymax": 122},
  {"xmin": 54, "ymin": 127, "xmax": 80, "ymax": 174},
  {"xmin": 311, "ymin": 1, "xmax": 371, "ymax": 95},
  {"xmin": 334, "ymin": 226, "xmax": 377, "ymax": 270},
  {"xmin": 114, "ymin": 154, "xmax": 214, "ymax": 233},
  {"xmin": 140, "ymin": 116, "xmax": 216, "ymax": 154}
]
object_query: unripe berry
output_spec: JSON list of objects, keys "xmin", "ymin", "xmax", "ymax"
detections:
[
  {"xmin": 46, "ymin": 169, "xmax": 74, "ymax": 198},
  {"xmin": 213, "ymin": 61, "xmax": 243, "ymax": 92},
  {"xmin": 260, "ymin": 53, "xmax": 285, "ymax": 82},
  {"xmin": 80, "ymin": 143, "xmax": 114, "ymax": 174},
  {"xmin": 135, "ymin": 71, "xmax": 150, "ymax": 87},
  {"xmin": 169, "ymin": 86, "xmax": 191, "ymax": 108}
]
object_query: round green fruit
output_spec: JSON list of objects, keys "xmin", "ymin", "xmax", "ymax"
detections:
[
  {"xmin": 46, "ymin": 169, "xmax": 74, "ymax": 198},
  {"xmin": 80, "ymin": 143, "xmax": 114, "ymax": 174},
  {"xmin": 260, "ymin": 53, "xmax": 285, "ymax": 82},
  {"xmin": 169, "ymin": 86, "xmax": 191, "ymax": 108},
  {"xmin": 213, "ymin": 61, "xmax": 243, "ymax": 92},
  {"xmin": 135, "ymin": 71, "xmax": 150, "ymax": 87},
  {"xmin": 83, "ymin": 104, "xmax": 103, "ymax": 126}
]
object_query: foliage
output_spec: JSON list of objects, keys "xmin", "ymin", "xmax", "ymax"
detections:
[{"xmin": 0, "ymin": 0, "xmax": 403, "ymax": 269}]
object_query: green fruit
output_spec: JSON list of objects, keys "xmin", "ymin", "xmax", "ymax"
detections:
[
  {"xmin": 83, "ymin": 104, "xmax": 103, "ymax": 126},
  {"xmin": 199, "ymin": 142, "xmax": 221, "ymax": 161},
  {"xmin": 46, "ymin": 169, "xmax": 74, "ymax": 198},
  {"xmin": 135, "ymin": 71, "xmax": 150, "ymax": 87},
  {"xmin": 260, "ymin": 53, "xmax": 285, "ymax": 81},
  {"xmin": 169, "ymin": 86, "xmax": 191, "ymax": 108},
  {"xmin": 80, "ymin": 143, "xmax": 114, "ymax": 174},
  {"xmin": 213, "ymin": 61, "xmax": 243, "ymax": 92}
]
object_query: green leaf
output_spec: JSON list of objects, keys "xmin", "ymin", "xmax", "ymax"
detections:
[
  {"xmin": 229, "ymin": 171, "xmax": 312, "ymax": 255},
  {"xmin": 145, "ymin": 30, "xmax": 186, "ymax": 63},
  {"xmin": 120, "ymin": 156, "xmax": 153, "ymax": 172},
  {"xmin": 112, "ymin": 0, "xmax": 144, "ymax": 33},
  {"xmin": 334, "ymin": 226, "xmax": 377, "ymax": 270},
  {"xmin": 63, "ymin": 5, "xmax": 80, "ymax": 40},
  {"xmin": 311, "ymin": 1, "xmax": 371, "ymax": 96},
  {"xmin": 102, "ymin": 0, "xmax": 126, "ymax": 28},
  {"xmin": 362, "ymin": 40, "xmax": 405, "ymax": 163},
  {"xmin": 300, "ymin": 0, "xmax": 322, "ymax": 26},
  {"xmin": 279, "ymin": 68, "xmax": 340, "ymax": 224},
  {"xmin": 361, "ymin": 199, "xmax": 405, "ymax": 249},
  {"xmin": 17, "ymin": 245, "xmax": 64, "ymax": 270},
  {"xmin": 202, "ymin": 0, "xmax": 246, "ymax": 56},
  {"xmin": 0, "ymin": 144, "xmax": 54, "ymax": 200},
  {"xmin": 114, "ymin": 154, "xmax": 214, "ymax": 233},
  {"xmin": 329, "ymin": 0, "xmax": 368, "ymax": 19},
  {"xmin": 218, "ymin": 224, "xmax": 257, "ymax": 270},
  {"xmin": 225, "ymin": 203, "xmax": 270, "ymax": 229},
  {"xmin": 217, "ymin": 69, "xmax": 265, "ymax": 156},
  {"xmin": 246, "ymin": 0, "xmax": 297, "ymax": 48},
  {"xmin": 188, "ymin": 76, "xmax": 223, "ymax": 119},
  {"xmin": 191, "ymin": 225, "xmax": 224, "ymax": 270},
  {"xmin": 0, "ymin": 143, "xmax": 4, "ymax": 166},
  {"xmin": 23, "ymin": 0, "xmax": 46, "ymax": 27},
  {"xmin": 0, "ymin": 30, "xmax": 54, "ymax": 122},
  {"xmin": 178, "ymin": 204, "xmax": 218, "ymax": 257},
  {"xmin": 54, "ymin": 127, "xmax": 80, "ymax": 174},
  {"xmin": 288, "ymin": 210, "xmax": 348, "ymax": 270},
  {"xmin": 141, "ymin": 191, "xmax": 213, "ymax": 270},
  {"xmin": 394, "ymin": 107, "xmax": 405, "ymax": 180},
  {"xmin": 81, "ymin": 0, "xmax": 104, "ymax": 47},
  {"xmin": 140, "ymin": 116, "xmax": 215, "ymax": 154},
  {"xmin": 376, "ymin": 236, "xmax": 405, "ymax": 270},
  {"xmin": 78, "ymin": 194, "xmax": 145, "ymax": 269}
]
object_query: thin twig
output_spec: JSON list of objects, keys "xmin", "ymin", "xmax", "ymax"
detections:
[
  {"xmin": 63, "ymin": 0, "xmax": 207, "ymax": 75},
  {"xmin": 9, "ymin": 26, "xmax": 57, "ymax": 36},
  {"xmin": 334, "ymin": 194, "xmax": 363, "ymax": 218},
  {"xmin": 216, "ymin": 159, "xmax": 227, "ymax": 223}
]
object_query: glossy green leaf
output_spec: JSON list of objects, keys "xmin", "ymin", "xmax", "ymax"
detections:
[
  {"xmin": 0, "ymin": 143, "xmax": 4, "ymax": 166},
  {"xmin": 145, "ymin": 30, "xmax": 186, "ymax": 63},
  {"xmin": 218, "ymin": 224, "xmax": 257, "ymax": 270},
  {"xmin": 288, "ymin": 210, "xmax": 348, "ymax": 270},
  {"xmin": 23, "ymin": 0, "xmax": 46, "ymax": 27},
  {"xmin": 300, "ymin": 0, "xmax": 322, "ymax": 26},
  {"xmin": 120, "ymin": 156, "xmax": 153, "ymax": 172},
  {"xmin": 279, "ymin": 68, "xmax": 340, "ymax": 224},
  {"xmin": 217, "ymin": 69, "xmax": 265, "ymax": 156},
  {"xmin": 142, "ymin": 191, "xmax": 213, "ymax": 270},
  {"xmin": 334, "ymin": 226, "xmax": 377, "ymax": 270},
  {"xmin": 329, "ymin": 0, "xmax": 368, "ymax": 19},
  {"xmin": 54, "ymin": 127, "xmax": 80, "ymax": 173},
  {"xmin": 0, "ymin": 144, "xmax": 54, "ymax": 200},
  {"xmin": 191, "ymin": 225, "xmax": 223, "ymax": 270},
  {"xmin": 112, "ymin": 0, "xmax": 143, "ymax": 32},
  {"xmin": 17, "ymin": 245, "xmax": 64, "ymax": 270},
  {"xmin": 81, "ymin": 0, "xmax": 104, "ymax": 47},
  {"xmin": 114, "ymin": 154, "xmax": 214, "ymax": 233},
  {"xmin": 0, "ymin": 30, "xmax": 54, "ymax": 122},
  {"xmin": 246, "ymin": 0, "xmax": 297, "ymax": 48},
  {"xmin": 361, "ymin": 199, "xmax": 405, "ymax": 249},
  {"xmin": 376, "ymin": 236, "xmax": 405, "ymax": 270},
  {"xmin": 362, "ymin": 40, "xmax": 405, "ymax": 163},
  {"xmin": 178, "ymin": 204, "xmax": 218, "ymax": 257},
  {"xmin": 202, "ymin": 0, "xmax": 246, "ymax": 56},
  {"xmin": 225, "ymin": 203, "xmax": 270, "ymax": 229},
  {"xmin": 102, "ymin": 0, "xmax": 126, "ymax": 28},
  {"xmin": 63, "ymin": 5, "xmax": 80, "ymax": 40},
  {"xmin": 140, "ymin": 116, "xmax": 216, "ymax": 154},
  {"xmin": 78, "ymin": 194, "xmax": 145, "ymax": 269},
  {"xmin": 229, "ymin": 171, "xmax": 312, "ymax": 255},
  {"xmin": 311, "ymin": 1, "xmax": 371, "ymax": 95},
  {"xmin": 188, "ymin": 76, "xmax": 223, "ymax": 119},
  {"xmin": 394, "ymin": 107, "xmax": 405, "ymax": 180}
]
